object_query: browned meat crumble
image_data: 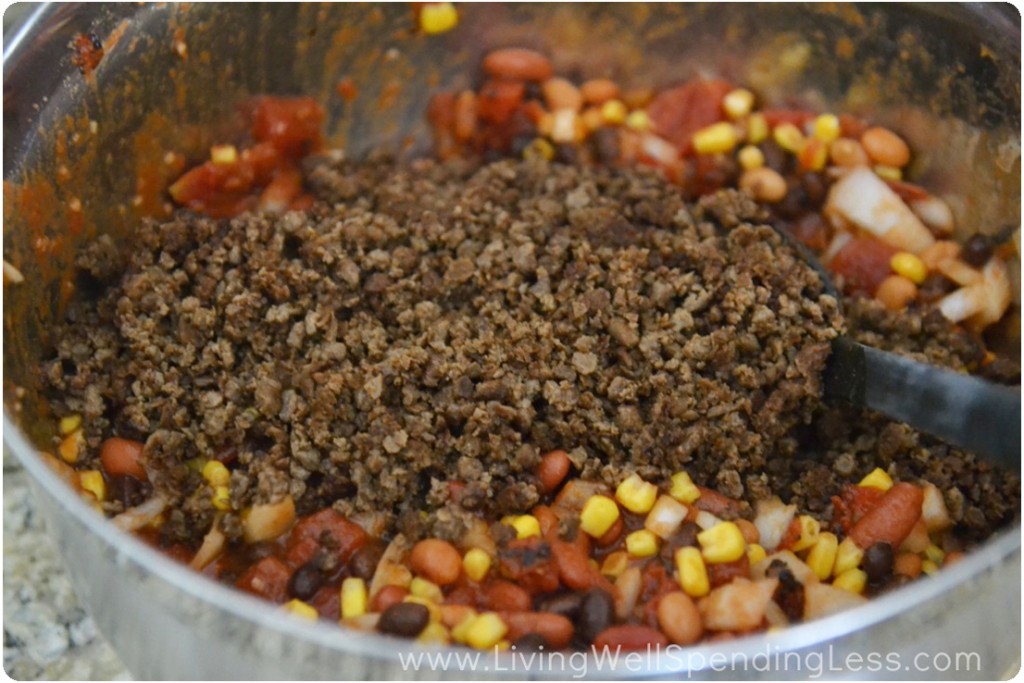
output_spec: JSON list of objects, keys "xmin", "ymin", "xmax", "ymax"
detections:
[{"xmin": 43, "ymin": 156, "xmax": 1018, "ymax": 548}]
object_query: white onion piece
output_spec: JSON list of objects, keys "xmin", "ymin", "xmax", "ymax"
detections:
[
  {"xmin": 644, "ymin": 495, "xmax": 688, "ymax": 539},
  {"xmin": 369, "ymin": 536, "xmax": 412, "ymax": 599},
  {"xmin": 938, "ymin": 285, "xmax": 986, "ymax": 323},
  {"xmin": 700, "ymin": 578, "xmax": 778, "ymax": 632},
  {"xmin": 614, "ymin": 567, "xmax": 642, "ymax": 620},
  {"xmin": 112, "ymin": 496, "xmax": 168, "ymax": 532},
  {"xmin": 921, "ymin": 483, "xmax": 953, "ymax": 533},
  {"xmin": 937, "ymin": 258, "xmax": 982, "ymax": 286},
  {"xmin": 190, "ymin": 519, "xmax": 226, "ymax": 570},
  {"xmin": 751, "ymin": 550, "xmax": 819, "ymax": 585},
  {"xmin": 822, "ymin": 231, "xmax": 853, "ymax": 266},
  {"xmin": 694, "ymin": 510, "xmax": 722, "ymax": 530},
  {"xmin": 803, "ymin": 582, "xmax": 868, "ymax": 621},
  {"xmin": 753, "ymin": 497, "xmax": 797, "ymax": 551},
  {"xmin": 972, "ymin": 257, "xmax": 1012, "ymax": 328},
  {"xmin": 824, "ymin": 167, "xmax": 935, "ymax": 253},
  {"xmin": 641, "ymin": 134, "xmax": 679, "ymax": 166},
  {"xmin": 910, "ymin": 195, "xmax": 955, "ymax": 235}
]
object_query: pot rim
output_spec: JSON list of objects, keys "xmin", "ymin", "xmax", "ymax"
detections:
[{"xmin": 3, "ymin": 2, "xmax": 1021, "ymax": 677}]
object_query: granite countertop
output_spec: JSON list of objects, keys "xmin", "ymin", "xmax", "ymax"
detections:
[{"xmin": 3, "ymin": 459, "xmax": 131, "ymax": 680}]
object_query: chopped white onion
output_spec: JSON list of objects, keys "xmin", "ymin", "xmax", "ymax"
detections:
[
  {"xmin": 112, "ymin": 496, "xmax": 168, "ymax": 532},
  {"xmin": 910, "ymin": 195, "xmax": 955, "ymax": 235},
  {"xmin": 644, "ymin": 495, "xmax": 688, "ymax": 539},
  {"xmin": 753, "ymin": 497, "xmax": 797, "ymax": 551},
  {"xmin": 824, "ymin": 167, "xmax": 935, "ymax": 253},
  {"xmin": 921, "ymin": 483, "xmax": 953, "ymax": 533}
]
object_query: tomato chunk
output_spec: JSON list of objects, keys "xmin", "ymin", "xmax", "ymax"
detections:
[
  {"xmin": 236, "ymin": 556, "xmax": 291, "ymax": 602},
  {"xmin": 829, "ymin": 237, "xmax": 899, "ymax": 295},
  {"xmin": 648, "ymin": 79, "xmax": 732, "ymax": 154},
  {"xmin": 284, "ymin": 509, "xmax": 368, "ymax": 567},
  {"xmin": 250, "ymin": 96, "xmax": 324, "ymax": 156}
]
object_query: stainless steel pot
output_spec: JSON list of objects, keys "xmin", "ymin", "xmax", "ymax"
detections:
[{"xmin": 3, "ymin": 3, "xmax": 1020, "ymax": 679}]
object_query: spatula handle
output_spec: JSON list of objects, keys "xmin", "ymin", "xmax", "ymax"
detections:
[{"xmin": 824, "ymin": 336, "xmax": 1021, "ymax": 470}]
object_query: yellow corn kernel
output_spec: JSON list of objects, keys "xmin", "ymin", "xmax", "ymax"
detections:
[
  {"xmin": 419, "ymin": 2, "xmax": 459, "ymax": 34},
  {"xmin": 212, "ymin": 486, "xmax": 231, "ymax": 511},
  {"xmin": 601, "ymin": 99, "xmax": 628, "ymax": 126},
  {"xmin": 791, "ymin": 515, "xmax": 821, "ymax": 552},
  {"xmin": 210, "ymin": 144, "xmax": 238, "ymax": 165},
  {"xmin": 410, "ymin": 577, "xmax": 444, "ymax": 602},
  {"xmin": 834, "ymin": 537, "xmax": 864, "ymax": 577},
  {"xmin": 747, "ymin": 113, "xmax": 768, "ymax": 144},
  {"xmin": 833, "ymin": 568, "xmax": 868, "ymax": 594},
  {"xmin": 417, "ymin": 622, "xmax": 450, "ymax": 645},
  {"xmin": 874, "ymin": 165, "xmax": 902, "ymax": 181},
  {"xmin": 202, "ymin": 460, "xmax": 231, "ymax": 487},
  {"xmin": 580, "ymin": 494, "xmax": 620, "ymax": 537},
  {"xmin": 692, "ymin": 122, "xmax": 739, "ymax": 155},
  {"xmin": 59, "ymin": 414, "xmax": 82, "ymax": 436},
  {"xmin": 669, "ymin": 471, "xmax": 701, "ymax": 504},
  {"xmin": 773, "ymin": 122, "xmax": 805, "ymax": 154},
  {"xmin": 600, "ymin": 550, "xmax": 630, "ymax": 579},
  {"xmin": 625, "ymin": 110, "xmax": 651, "ymax": 132},
  {"xmin": 625, "ymin": 529, "xmax": 659, "ymax": 558},
  {"xmin": 80, "ymin": 470, "xmax": 106, "ymax": 502},
  {"xmin": 674, "ymin": 546, "xmax": 710, "ymax": 598},
  {"xmin": 341, "ymin": 577, "xmax": 368, "ymax": 619},
  {"xmin": 58, "ymin": 429, "xmax": 85, "ymax": 464},
  {"xmin": 616, "ymin": 474, "xmax": 658, "ymax": 514},
  {"xmin": 859, "ymin": 467, "xmax": 894, "ymax": 492},
  {"xmin": 921, "ymin": 559, "xmax": 939, "ymax": 575},
  {"xmin": 523, "ymin": 138, "xmax": 555, "ymax": 162},
  {"xmin": 511, "ymin": 514, "xmax": 541, "ymax": 539},
  {"xmin": 697, "ymin": 521, "xmax": 746, "ymax": 564},
  {"xmin": 463, "ymin": 548, "xmax": 491, "ymax": 582},
  {"xmin": 403, "ymin": 595, "xmax": 442, "ymax": 623},
  {"xmin": 465, "ymin": 612, "xmax": 508, "ymax": 650},
  {"xmin": 282, "ymin": 599, "xmax": 319, "ymax": 620},
  {"xmin": 723, "ymin": 88, "xmax": 755, "ymax": 120},
  {"xmin": 813, "ymin": 113, "xmax": 841, "ymax": 143},
  {"xmin": 806, "ymin": 532, "xmax": 839, "ymax": 580},
  {"xmin": 495, "ymin": 640, "xmax": 511, "ymax": 652},
  {"xmin": 925, "ymin": 544, "xmax": 946, "ymax": 565},
  {"xmin": 450, "ymin": 612, "xmax": 478, "ymax": 644},
  {"xmin": 747, "ymin": 543, "xmax": 767, "ymax": 566},
  {"xmin": 890, "ymin": 252, "xmax": 927, "ymax": 285},
  {"xmin": 738, "ymin": 145, "xmax": 765, "ymax": 171}
]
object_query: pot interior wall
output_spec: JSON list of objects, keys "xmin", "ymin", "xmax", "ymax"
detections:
[{"xmin": 3, "ymin": 2, "xmax": 1020, "ymax": 450}]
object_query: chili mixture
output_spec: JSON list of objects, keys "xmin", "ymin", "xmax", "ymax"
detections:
[{"xmin": 38, "ymin": 46, "xmax": 1020, "ymax": 653}]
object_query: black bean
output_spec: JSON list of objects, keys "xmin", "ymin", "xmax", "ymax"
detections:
[
  {"xmin": 917, "ymin": 272, "xmax": 955, "ymax": 304},
  {"xmin": 863, "ymin": 542, "xmax": 894, "ymax": 583},
  {"xmin": 535, "ymin": 591, "xmax": 582, "ymax": 618},
  {"xmin": 288, "ymin": 562, "xmax": 324, "ymax": 600},
  {"xmin": 576, "ymin": 587, "xmax": 614, "ymax": 643},
  {"xmin": 554, "ymin": 144, "xmax": 580, "ymax": 165},
  {"xmin": 378, "ymin": 602, "xmax": 430, "ymax": 638},
  {"xmin": 771, "ymin": 568, "xmax": 805, "ymax": 622},
  {"xmin": 800, "ymin": 172, "xmax": 828, "ymax": 207},
  {"xmin": 511, "ymin": 633, "xmax": 549, "ymax": 652},
  {"xmin": 348, "ymin": 542, "xmax": 386, "ymax": 581},
  {"xmin": 961, "ymin": 234, "xmax": 994, "ymax": 267}
]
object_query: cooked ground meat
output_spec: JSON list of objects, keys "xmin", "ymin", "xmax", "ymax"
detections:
[{"xmin": 42, "ymin": 155, "xmax": 1017, "ymax": 548}]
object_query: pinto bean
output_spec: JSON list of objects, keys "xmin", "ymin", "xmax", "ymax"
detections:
[
  {"xmin": 537, "ymin": 450, "xmax": 571, "ymax": 492},
  {"xmin": 483, "ymin": 48, "xmax": 553, "ymax": 82},
  {"xmin": 849, "ymin": 483, "xmax": 923, "ymax": 550},
  {"xmin": 502, "ymin": 611, "xmax": 575, "ymax": 649},
  {"xmin": 486, "ymin": 580, "xmax": 532, "ymax": 612},
  {"xmin": 592, "ymin": 625, "xmax": 668, "ymax": 652},
  {"xmin": 409, "ymin": 538, "xmax": 462, "ymax": 585},
  {"xmin": 657, "ymin": 592, "xmax": 703, "ymax": 645}
]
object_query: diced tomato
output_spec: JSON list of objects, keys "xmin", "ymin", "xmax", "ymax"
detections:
[
  {"xmin": 761, "ymin": 109, "xmax": 817, "ymax": 129},
  {"xmin": 258, "ymin": 166, "xmax": 304, "ymax": 213},
  {"xmin": 236, "ymin": 556, "xmax": 291, "ymax": 602},
  {"xmin": 309, "ymin": 584, "xmax": 340, "ymax": 620},
  {"xmin": 477, "ymin": 79, "xmax": 526, "ymax": 126},
  {"xmin": 777, "ymin": 517, "xmax": 802, "ymax": 551},
  {"xmin": 284, "ymin": 509, "xmax": 368, "ymax": 567},
  {"xmin": 648, "ymin": 79, "xmax": 733, "ymax": 154},
  {"xmin": 167, "ymin": 160, "xmax": 258, "ymax": 218},
  {"xmin": 707, "ymin": 554, "xmax": 750, "ymax": 588},
  {"xmin": 250, "ymin": 96, "xmax": 324, "ymax": 157},
  {"xmin": 831, "ymin": 484, "xmax": 885, "ymax": 534},
  {"xmin": 790, "ymin": 213, "xmax": 831, "ymax": 252},
  {"xmin": 694, "ymin": 487, "xmax": 742, "ymax": 518},
  {"xmin": 498, "ymin": 537, "xmax": 560, "ymax": 595},
  {"xmin": 838, "ymin": 113, "xmax": 867, "ymax": 138},
  {"xmin": 829, "ymin": 237, "xmax": 899, "ymax": 295}
]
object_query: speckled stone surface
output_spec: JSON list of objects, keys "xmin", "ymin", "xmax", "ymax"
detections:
[{"xmin": 4, "ymin": 461, "xmax": 132, "ymax": 680}]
